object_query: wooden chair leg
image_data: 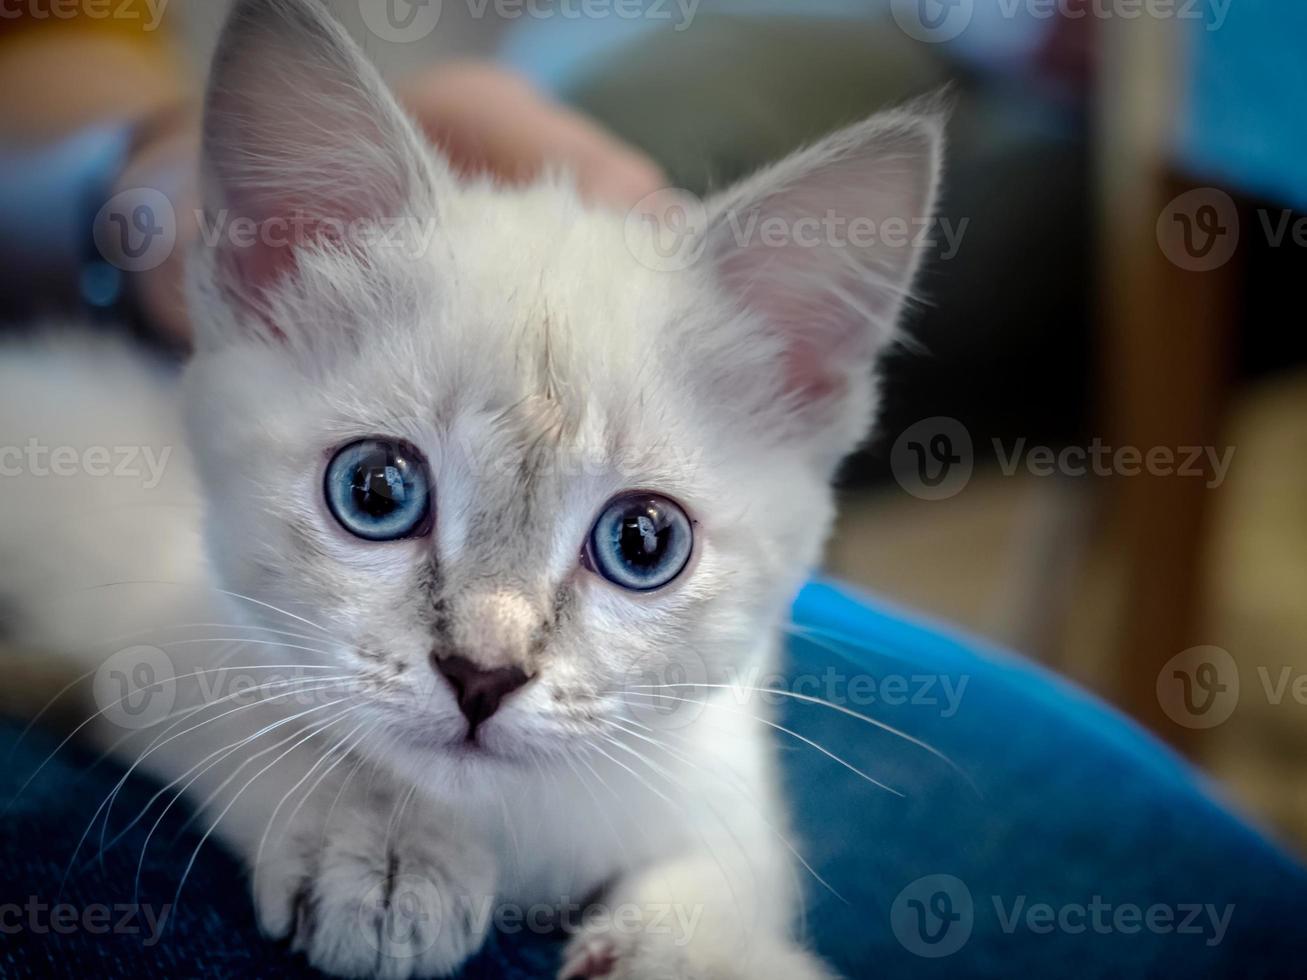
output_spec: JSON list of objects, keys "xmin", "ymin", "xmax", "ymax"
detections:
[{"xmin": 1098, "ymin": 172, "xmax": 1240, "ymax": 753}]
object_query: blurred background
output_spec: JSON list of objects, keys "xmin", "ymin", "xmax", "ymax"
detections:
[{"xmin": 2, "ymin": 0, "xmax": 1304, "ymax": 846}]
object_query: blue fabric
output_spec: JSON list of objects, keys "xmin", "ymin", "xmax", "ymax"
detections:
[
  {"xmin": 1176, "ymin": 0, "xmax": 1307, "ymax": 211},
  {"xmin": 0, "ymin": 123, "xmax": 132, "ymax": 308},
  {"xmin": 2, "ymin": 580, "xmax": 1304, "ymax": 977}
]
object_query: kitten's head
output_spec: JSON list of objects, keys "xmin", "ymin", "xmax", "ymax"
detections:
[{"xmin": 184, "ymin": 0, "xmax": 942, "ymax": 784}]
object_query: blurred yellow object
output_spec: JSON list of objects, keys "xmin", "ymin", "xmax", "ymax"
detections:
[
  {"xmin": 0, "ymin": 0, "xmax": 183, "ymax": 139},
  {"xmin": 0, "ymin": 0, "xmax": 173, "ymax": 44}
]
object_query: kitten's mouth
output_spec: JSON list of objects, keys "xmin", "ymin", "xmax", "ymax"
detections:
[
  {"xmin": 450, "ymin": 722, "xmax": 493, "ymax": 752},
  {"xmin": 439, "ymin": 736, "xmax": 528, "ymax": 769},
  {"xmin": 449, "ymin": 739, "xmax": 496, "ymax": 758},
  {"xmin": 420, "ymin": 724, "xmax": 517, "ymax": 764}
]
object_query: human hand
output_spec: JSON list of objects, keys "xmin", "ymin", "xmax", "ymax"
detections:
[
  {"xmin": 397, "ymin": 61, "xmax": 665, "ymax": 207},
  {"xmin": 119, "ymin": 61, "xmax": 665, "ymax": 346}
]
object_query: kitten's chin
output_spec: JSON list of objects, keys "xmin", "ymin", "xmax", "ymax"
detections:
[
  {"xmin": 437, "ymin": 738, "xmax": 514, "ymax": 766},
  {"xmin": 386, "ymin": 719, "xmax": 543, "ymax": 773},
  {"xmin": 373, "ymin": 702, "xmax": 592, "ymax": 784}
]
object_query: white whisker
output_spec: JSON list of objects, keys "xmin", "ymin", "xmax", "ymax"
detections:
[
  {"xmin": 612, "ymin": 691, "xmax": 905, "ymax": 798},
  {"xmin": 62, "ymin": 686, "xmax": 356, "ymax": 897},
  {"xmin": 3, "ymin": 666, "xmax": 354, "ymax": 818},
  {"xmin": 622, "ymin": 681, "xmax": 975, "ymax": 792},
  {"xmin": 93, "ymin": 674, "xmax": 360, "ymax": 847},
  {"xmin": 92, "ymin": 681, "xmax": 358, "ymax": 864},
  {"xmin": 257, "ymin": 714, "xmax": 377, "ymax": 870},
  {"xmin": 598, "ymin": 716, "xmax": 841, "ymax": 904},
  {"xmin": 169, "ymin": 704, "xmax": 367, "ymax": 914},
  {"xmin": 591, "ymin": 734, "xmax": 746, "ymax": 918},
  {"xmin": 133, "ymin": 699, "xmax": 365, "ymax": 903}
]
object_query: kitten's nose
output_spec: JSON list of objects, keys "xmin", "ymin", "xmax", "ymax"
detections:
[{"xmin": 433, "ymin": 654, "xmax": 532, "ymax": 736}]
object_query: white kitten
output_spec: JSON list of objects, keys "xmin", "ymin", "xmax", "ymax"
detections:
[{"xmin": 0, "ymin": 1, "xmax": 941, "ymax": 977}]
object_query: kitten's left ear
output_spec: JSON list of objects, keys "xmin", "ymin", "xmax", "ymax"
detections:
[
  {"xmin": 193, "ymin": 0, "xmax": 442, "ymax": 342},
  {"xmin": 698, "ymin": 104, "xmax": 945, "ymax": 467}
]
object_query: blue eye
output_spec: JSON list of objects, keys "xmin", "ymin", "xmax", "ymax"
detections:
[
  {"xmin": 586, "ymin": 493, "xmax": 693, "ymax": 592},
  {"xmin": 325, "ymin": 438, "xmax": 431, "ymax": 541}
]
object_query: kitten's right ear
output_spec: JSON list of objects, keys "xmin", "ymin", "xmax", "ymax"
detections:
[
  {"xmin": 193, "ymin": 0, "xmax": 442, "ymax": 342},
  {"xmin": 688, "ymin": 104, "xmax": 944, "ymax": 470}
]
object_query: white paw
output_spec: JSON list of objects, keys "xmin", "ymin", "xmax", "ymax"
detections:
[{"xmin": 254, "ymin": 789, "xmax": 495, "ymax": 979}]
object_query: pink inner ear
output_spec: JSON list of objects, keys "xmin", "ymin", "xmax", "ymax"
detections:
[
  {"xmin": 212, "ymin": 201, "xmax": 364, "ymax": 298},
  {"xmin": 212, "ymin": 233, "xmax": 291, "ymax": 342},
  {"xmin": 211, "ymin": 207, "xmax": 383, "ymax": 343},
  {"xmin": 219, "ymin": 219, "xmax": 299, "ymax": 299},
  {"xmin": 701, "ymin": 116, "xmax": 939, "ymax": 432},
  {"xmin": 716, "ymin": 243, "xmax": 871, "ymax": 417},
  {"xmin": 783, "ymin": 336, "xmax": 852, "ymax": 410}
]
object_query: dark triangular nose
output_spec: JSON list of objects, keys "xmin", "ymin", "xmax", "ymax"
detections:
[{"xmin": 433, "ymin": 654, "xmax": 532, "ymax": 735}]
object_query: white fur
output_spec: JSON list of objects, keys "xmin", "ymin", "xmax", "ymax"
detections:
[{"xmin": 0, "ymin": 1, "xmax": 942, "ymax": 977}]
